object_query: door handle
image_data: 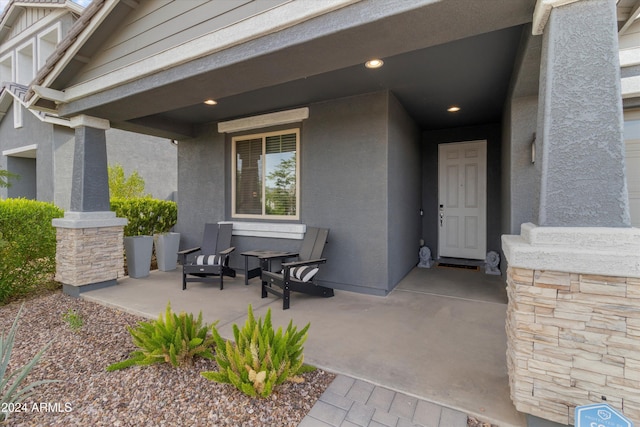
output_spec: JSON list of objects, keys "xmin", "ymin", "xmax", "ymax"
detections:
[{"xmin": 439, "ymin": 204, "xmax": 444, "ymax": 227}]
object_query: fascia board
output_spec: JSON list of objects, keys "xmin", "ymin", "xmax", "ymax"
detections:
[
  {"xmin": 0, "ymin": 88, "xmax": 12, "ymax": 117},
  {"xmin": 34, "ymin": 0, "xmax": 121, "ymax": 99}
]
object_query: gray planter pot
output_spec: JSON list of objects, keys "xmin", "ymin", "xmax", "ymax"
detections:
[
  {"xmin": 124, "ymin": 235, "xmax": 153, "ymax": 278},
  {"xmin": 154, "ymin": 232, "xmax": 180, "ymax": 271}
]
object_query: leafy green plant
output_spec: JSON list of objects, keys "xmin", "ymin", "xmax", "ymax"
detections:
[
  {"xmin": 108, "ymin": 164, "xmax": 149, "ymax": 199},
  {"xmin": 0, "ymin": 199, "xmax": 64, "ymax": 304},
  {"xmin": 0, "ymin": 170, "xmax": 19, "ymax": 189},
  {"xmin": 201, "ymin": 305, "xmax": 311, "ymax": 398},
  {"xmin": 110, "ymin": 198, "xmax": 177, "ymax": 237},
  {"xmin": 1, "ymin": 305, "xmax": 57, "ymax": 421},
  {"xmin": 107, "ymin": 302, "xmax": 215, "ymax": 371},
  {"xmin": 62, "ymin": 309, "xmax": 83, "ymax": 333}
]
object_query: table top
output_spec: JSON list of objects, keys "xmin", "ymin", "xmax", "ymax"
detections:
[{"xmin": 240, "ymin": 250, "xmax": 298, "ymax": 258}]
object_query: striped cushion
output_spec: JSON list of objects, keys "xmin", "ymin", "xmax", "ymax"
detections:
[
  {"xmin": 195, "ymin": 255, "xmax": 223, "ymax": 265},
  {"xmin": 289, "ymin": 266, "xmax": 319, "ymax": 282}
]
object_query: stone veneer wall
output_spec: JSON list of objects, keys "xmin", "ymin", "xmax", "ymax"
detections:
[
  {"xmin": 506, "ymin": 267, "xmax": 640, "ymax": 425},
  {"xmin": 55, "ymin": 226, "xmax": 124, "ymax": 286}
]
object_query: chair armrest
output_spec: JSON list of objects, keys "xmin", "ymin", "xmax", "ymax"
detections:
[
  {"xmin": 282, "ymin": 258, "xmax": 327, "ymax": 268},
  {"xmin": 177, "ymin": 247, "xmax": 201, "ymax": 256},
  {"xmin": 218, "ymin": 247, "xmax": 236, "ymax": 256}
]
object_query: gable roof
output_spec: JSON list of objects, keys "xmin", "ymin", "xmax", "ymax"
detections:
[{"xmin": 0, "ymin": 0, "xmax": 84, "ymax": 42}]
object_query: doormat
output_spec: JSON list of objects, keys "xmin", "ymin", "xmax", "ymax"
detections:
[{"xmin": 437, "ymin": 263, "xmax": 480, "ymax": 271}]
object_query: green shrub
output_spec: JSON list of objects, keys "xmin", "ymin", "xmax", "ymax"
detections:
[
  {"xmin": 1, "ymin": 305, "xmax": 57, "ymax": 421},
  {"xmin": 108, "ymin": 164, "xmax": 148, "ymax": 199},
  {"xmin": 106, "ymin": 302, "xmax": 215, "ymax": 371},
  {"xmin": 0, "ymin": 199, "xmax": 64, "ymax": 304},
  {"xmin": 201, "ymin": 305, "xmax": 311, "ymax": 398},
  {"xmin": 110, "ymin": 197, "xmax": 177, "ymax": 237}
]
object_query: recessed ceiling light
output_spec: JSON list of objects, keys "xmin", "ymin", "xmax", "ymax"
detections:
[
  {"xmin": 447, "ymin": 106, "xmax": 461, "ymax": 112},
  {"xmin": 204, "ymin": 99, "xmax": 217, "ymax": 105},
  {"xmin": 365, "ymin": 59, "xmax": 384, "ymax": 69}
]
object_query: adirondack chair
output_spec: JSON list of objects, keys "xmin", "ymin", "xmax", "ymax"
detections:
[
  {"xmin": 179, "ymin": 223, "xmax": 236, "ymax": 290},
  {"xmin": 261, "ymin": 227, "xmax": 333, "ymax": 310}
]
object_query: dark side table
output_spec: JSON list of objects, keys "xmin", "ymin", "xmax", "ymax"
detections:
[{"xmin": 240, "ymin": 250, "xmax": 298, "ymax": 286}]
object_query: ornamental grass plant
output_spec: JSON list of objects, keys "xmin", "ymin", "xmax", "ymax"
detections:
[
  {"xmin": 106, "ymin": 302, "xmax": 215, "ymax": 371},
  {"xmin": 202, "ymin": 305, "xmax": 312, "ymax": 398}
]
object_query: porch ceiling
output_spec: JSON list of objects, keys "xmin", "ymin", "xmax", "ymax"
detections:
[{"xmin": 51, "ymin": 0, "xmax": 537, "ymax": 140}]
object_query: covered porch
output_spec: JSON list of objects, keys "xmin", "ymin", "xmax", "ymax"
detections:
[{"xmin": 80, "ymin": 266, "xmax": 522, "ymax": 426}]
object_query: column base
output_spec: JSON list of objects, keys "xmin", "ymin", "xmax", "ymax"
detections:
[
  {"xmin": 63, "ymin": 279, "xmax": 117, "ymax": 298},
  {"xmin": 54, "ymin": 211, "xmax": 128, "ymax": 288},
  {"xmin": 502, "ymin": 223, "xmax": 640, "ymax": 425}
]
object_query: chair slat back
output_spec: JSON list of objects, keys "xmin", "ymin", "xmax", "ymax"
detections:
[
  {"xmin": 299, "ymin": 227, "xmax": 329, "ymax": 261},
  {"xmin": 200, "ymin": 223, "xmax": 233, "ymax": 254},
  {"xmin": 200, "ymin": 223, "xmax": 219, "ymax": 254},
  {"xmin": 216, "ymin": 223, "xmax": 233, "ymax": 252}
]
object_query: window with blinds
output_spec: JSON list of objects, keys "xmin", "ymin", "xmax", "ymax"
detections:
[{"xmin": 232, "ymin": 129, "xmax": 299, "ymax": 218}]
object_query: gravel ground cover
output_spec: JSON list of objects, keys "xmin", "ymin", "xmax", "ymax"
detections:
[{"xmin": 0, "ymin": 292, "xmax": 334, "ymax": 426}]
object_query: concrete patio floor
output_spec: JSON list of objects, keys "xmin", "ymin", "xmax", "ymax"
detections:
[{"xmin": 80, "ymin": 265, "xmax": 525, "ymax": 427}]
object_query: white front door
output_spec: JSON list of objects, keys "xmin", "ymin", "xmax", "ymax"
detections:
[{"xmin": 437, "ymin": 140, "xmax": 487, "ymax": 260}]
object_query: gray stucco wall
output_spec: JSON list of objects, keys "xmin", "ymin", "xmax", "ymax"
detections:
[
  {"xmin": 422, "ymin": 125, "xmax": 503, "ymax": 259},
  {"xmin": 105, "ymin": 129, "xmax": 177, "ymax": 201},
  {"xmin": 175, "ymin": 123, "xmax": 227, "ymax": 248},
  {"xmin": 301, "ymin": 92, "xmax": 390, "ymax": 294},
  {"xmin": 387, "ymin": 94, "xmax": 422, "ymax": 288},
  {"xmin": 6, "ymin": 157, "xmax": 36, "ymax": 199},
  {"xmin": 0, "ymin": 104, "xmax": 54, "ymax": 201},
  {"xmin": 503, "ymin": 95, "xmax": 539, "ymax": 235},
  {"xmin": 53, "ymin": 126, "xmax": 75, "ymax": 210},
  {"xmin": 176, "ymin": 91, "xmax": 421, "ymax": 296},
  {"xmin": 537, "ymin": 0, "xmax": 630, "ymax": 227}
]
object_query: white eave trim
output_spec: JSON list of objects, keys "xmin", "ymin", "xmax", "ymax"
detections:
[
  {"xmin": 56, "ymin": 0, "xmax": 360, "ymax": 103},
  {"xmin": 3, "ymin": 144, "xmax": 38, "ymax": 157},
  {"xmin": 532, "ymin": 0, "xmax": 581, "ymax": 35},
  {"xmin": 218, "ymin": 107, "xmax": 309, "ymax": 133}
]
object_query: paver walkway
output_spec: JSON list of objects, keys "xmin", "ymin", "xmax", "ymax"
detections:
[{"xmin": 300, "ymin": 375, "xmax": 468, "ymax": 427}]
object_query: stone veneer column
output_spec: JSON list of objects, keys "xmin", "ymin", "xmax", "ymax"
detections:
[
  {"xmin": 503, "ymin": 224, "xmax": 640, "ymax": 425},
  {"xmin": 504, "ymin": 1, "xmax": 638, "ymax": 425},
  {"xmin": 53, "ymin": 115, "xmax": 127, "ymax": 297}
]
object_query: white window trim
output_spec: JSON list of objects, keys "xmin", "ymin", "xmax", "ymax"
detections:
[
  {"xmin": 219, "ymin": 107, "xmax": 309, "ymax": 133},
  {"xmin": 222, "ymin": 221, "xmax": 306, "ymax": 239},
  {"xmin": 16, "ymin": 39, "xmax": 35, "ymax": 86},
  {"xmin": 0, "ymin": 52, "xmax": 14, "ymax": 82},
  {"xmin": 37, "ymin": 23, "xmax": 62, "ymax": 70},
  {"xmin": 231, "ymin": 128, "xmax": 300, "ymax": 220},
  {"xmin": 13, "ymin": 101, "xmax": 22, "ymax": 128}
]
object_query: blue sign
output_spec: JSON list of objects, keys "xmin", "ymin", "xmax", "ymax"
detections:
[{"xmin": 576, "ymin": 403, "xmax": 634, "ymax": 427}]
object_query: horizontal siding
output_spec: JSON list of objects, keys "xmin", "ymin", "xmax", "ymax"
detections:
[
  {"xmin": 620, "ymin": 19, "xmax": 640, "ymax": 50},
  {"xmin": 72, "ymin": 0, "xmax": 289, "ymax": 84}
]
